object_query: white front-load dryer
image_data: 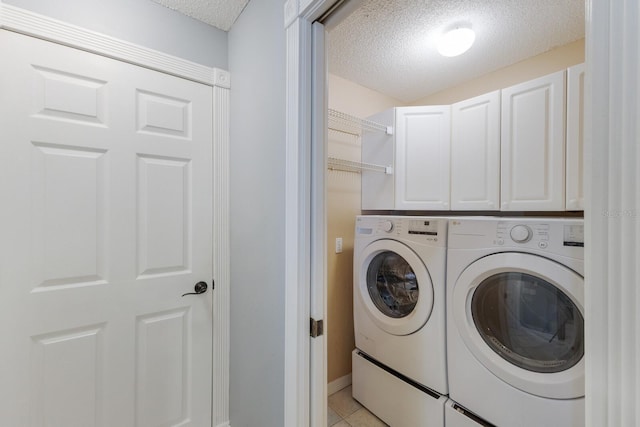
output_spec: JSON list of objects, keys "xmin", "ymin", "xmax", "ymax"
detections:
[
  {"xmin": 445, "ymin": 399, "xmax": 494, "ymax": 427},
  {"xmin": 353, "ymin": 215, "xmax": 448, "ymax": 394},
  {"xmin": 446, "ymin": 217, "xmax": 585, "ymax": 427}
]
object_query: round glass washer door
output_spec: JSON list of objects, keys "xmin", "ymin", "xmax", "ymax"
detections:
[
  {"xmin": 452, "ymin": 252, "xmax": 584, "ymax": 399},
  {"xmin": 358, "ymin": 239, "xmax": 434, "ymax": 336}
]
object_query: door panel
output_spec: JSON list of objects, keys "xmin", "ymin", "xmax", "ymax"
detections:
[
  {"xmin": 137, "ymin": 155, "xmax": 192, "ymax": 277},
  {"xmin": 394, "ymin": 106, "xmax": 451, "ymax": 210},
  {"xmin": 33, "ymin": 65, "xmax": 108, "ymax": 126},
  {"xmin": 451, "ymin": 91, "xmax": 501, "ymax": 211},
  {"xmin": 500, "ymin": 71, "xmax": 566, "ymax": 211},
  {"xmin": 30, "ymin": 143, "xmax": 108, "ymax": 290},
  {"xmin": 30, "ymin": 324, "xmax": 106, "ymax": 427},
  {"xmin": 136, "ymin": 90, "xmax": 192, "ymax": 139},
  {"xmin": 0, "ymin": 31, "xmax": 213, "ymax": 426},
  {"xmin": 135, "ymin": 308, "xmax": 191, "ymax": 427}
]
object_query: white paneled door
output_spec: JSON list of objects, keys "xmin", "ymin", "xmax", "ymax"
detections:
[{"xmin": 0, "ymin": 31, "xmax": 213, "ymax": 426}]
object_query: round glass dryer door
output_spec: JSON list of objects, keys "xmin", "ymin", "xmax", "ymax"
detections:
[
  {"xmin": 358, "ymin": 239, "xmax": 434, "ymax": 336},
  {"xmin": 452, "ymin": 252, "xmax": 585, "ymax": 399},
  {"xmin": 471, "ymin": 272, "xmax": 584, "ymax": 374}
]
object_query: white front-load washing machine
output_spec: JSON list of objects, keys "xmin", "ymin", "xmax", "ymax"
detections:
[
  {"xmin": 352, "ymin": 215, "xmax": 448, "ymax": 427},
  {"xmin": 446, "ymin": 217, "xmax": 585, "ymax": 427}
]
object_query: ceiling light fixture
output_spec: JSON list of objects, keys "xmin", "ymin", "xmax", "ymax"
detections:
[{"xmin": 437, "ymin": 27, "xmax": 476, "ymax": 57}]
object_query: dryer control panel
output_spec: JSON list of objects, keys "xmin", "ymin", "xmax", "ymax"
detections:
[
  {"xmin": 496, "ymin": 222, "xmax": 552, "ymax": 248},
  {"xmin": 448, "ymin": 217, "xmax": 584, "ymax": 256}
]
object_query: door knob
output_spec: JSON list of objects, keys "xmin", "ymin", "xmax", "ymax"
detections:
[{"xmin": 182, "ymin": 281, "xmax": 208, "ymax": 297}]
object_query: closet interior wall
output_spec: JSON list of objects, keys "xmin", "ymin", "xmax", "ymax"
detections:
[
  {"xmin": 325, "ymin": 38, "xmax": 585, "ymax": 389},
  {"xmin": 326, "ymin": 74, "xmax": 403, "ymax": 387}
]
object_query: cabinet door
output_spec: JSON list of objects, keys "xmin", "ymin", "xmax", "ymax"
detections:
[
  {"xmin": 501, "ymin": 70, "xmax": 566, "ymax": 211},
  {"xmin": 566, "ymin": 63, "xmax": 585, "ymax": 211},
  {"xmin": 395, "ymin": 106, "xmax": 451, "ymax": 210},
  {"xmin": 451, "ymin": 91, "xmax": 501, "ymax": 210}
]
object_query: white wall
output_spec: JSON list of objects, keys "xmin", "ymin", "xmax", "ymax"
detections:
[
  {"xmin": 329, "ymin": 73, "xmax": 405, "ymax": 119},
  {"xmin": 2, "ymin": 0, "xmax": 228, "ymax": 68},
  {"xmin": 228, "ymin": 0, "xmax": 286, "ymax": 426}
]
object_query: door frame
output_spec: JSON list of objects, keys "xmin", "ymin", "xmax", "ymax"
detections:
[
  {"xmin": 284, "ymin": 0, "xmax": 638, "ymax": 426},
  {"xmin": 0, "ymin": 5, "xmax": 231, "ymax": 426}
]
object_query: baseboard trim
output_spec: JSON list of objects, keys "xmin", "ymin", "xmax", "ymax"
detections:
[{"xmin": 328, "ymin": 373, "xmax": 352, "ymax": 395}]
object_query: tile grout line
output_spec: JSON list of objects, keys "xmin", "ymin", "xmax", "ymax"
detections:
[{"xmin": 328, "ymin": 386, "xmax": 388, "ymax": 427}]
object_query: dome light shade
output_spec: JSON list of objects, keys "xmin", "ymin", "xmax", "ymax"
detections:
[{"xmin": 437, "ymin": 27, "xmax": 475, "ymax": 57}]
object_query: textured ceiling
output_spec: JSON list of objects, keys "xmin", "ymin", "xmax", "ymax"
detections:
[
  {"xmin": 150, "ymin": 0, "xmax": 584, "ymax": 103},
  {"xmin": 328, "ymin": 0, "xmax": 585, "ymax": 103},
  {"xmin": 150, "ymin": 0, "xmax": 248, "ymax": 31}
]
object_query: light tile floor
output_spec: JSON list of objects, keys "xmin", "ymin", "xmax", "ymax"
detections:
[{"xmin": 328, "ymin": 386, "xmax": 389, "ymax": 427}]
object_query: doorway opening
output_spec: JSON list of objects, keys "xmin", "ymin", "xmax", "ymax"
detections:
[{"xmin": 318, "ymin": 1, "xmax": 585, "ymax": 425}]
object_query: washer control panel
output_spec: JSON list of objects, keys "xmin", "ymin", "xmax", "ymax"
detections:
[
  {"xmin": 407, "ymin": 219, "xmax": 440, "ymax": 237},
  {"xmin": 380, "ymin": 220, "xmax": 394, "ymax": 232},
  {"xmin": 355, "ymin": 216, "xmax": 446, "ymax": 245}
]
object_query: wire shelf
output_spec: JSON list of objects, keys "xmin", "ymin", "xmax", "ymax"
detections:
[
  {"xmin": 327, "ymin": 157, "xmax": 392, "ymax": 174},
  {"xmin": 328, "ymin": 109, "xmax": 393, "ymax": 136},
  {"xmin": 327, "ymin": 109, "xmax": 392, "ymax": 175}
]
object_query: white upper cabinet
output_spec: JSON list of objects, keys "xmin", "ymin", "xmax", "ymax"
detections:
[
  {"xmin": 451, "ymin": 91, "xmax": 501, "ymax": 211},
  {"xmin": 360, "ymin": 66, "xmax": 582, "ymax": 212},
  {"xmin": 566, "ymin": 63, "xmax": 585, "ymax": 211},
  {"xmin": 394, "ymin": 106, "xmax": 451, "ymax": 210},
  {"xmin": 500, "ymin": 70, "xmax": 566, "ymax": 211}
]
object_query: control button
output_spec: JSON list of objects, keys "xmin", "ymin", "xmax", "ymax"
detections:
[
  {"xmin": 539, "ymin": 241, "xmax": 548, "ymax": 249},
  {"xmin": 381, "ymin": 220, "xmax": 394, "ymax": 233},
  {"xmin": 510, "ymin": 225, "xmax": 533, "ymax": 243}
]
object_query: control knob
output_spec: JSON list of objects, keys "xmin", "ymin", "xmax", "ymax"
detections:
[
  {"xmin": 510, "ymin": 225, "xmax": 532, "ymax": 243},
  {"xmin": 381, "ymin": 220, "xmax": 394, "ymax": 232}
]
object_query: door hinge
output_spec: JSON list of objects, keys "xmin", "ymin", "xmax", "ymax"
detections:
[{"xmin": 310, "ymin": 318, "xmax": 324, "ymax": 338}]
